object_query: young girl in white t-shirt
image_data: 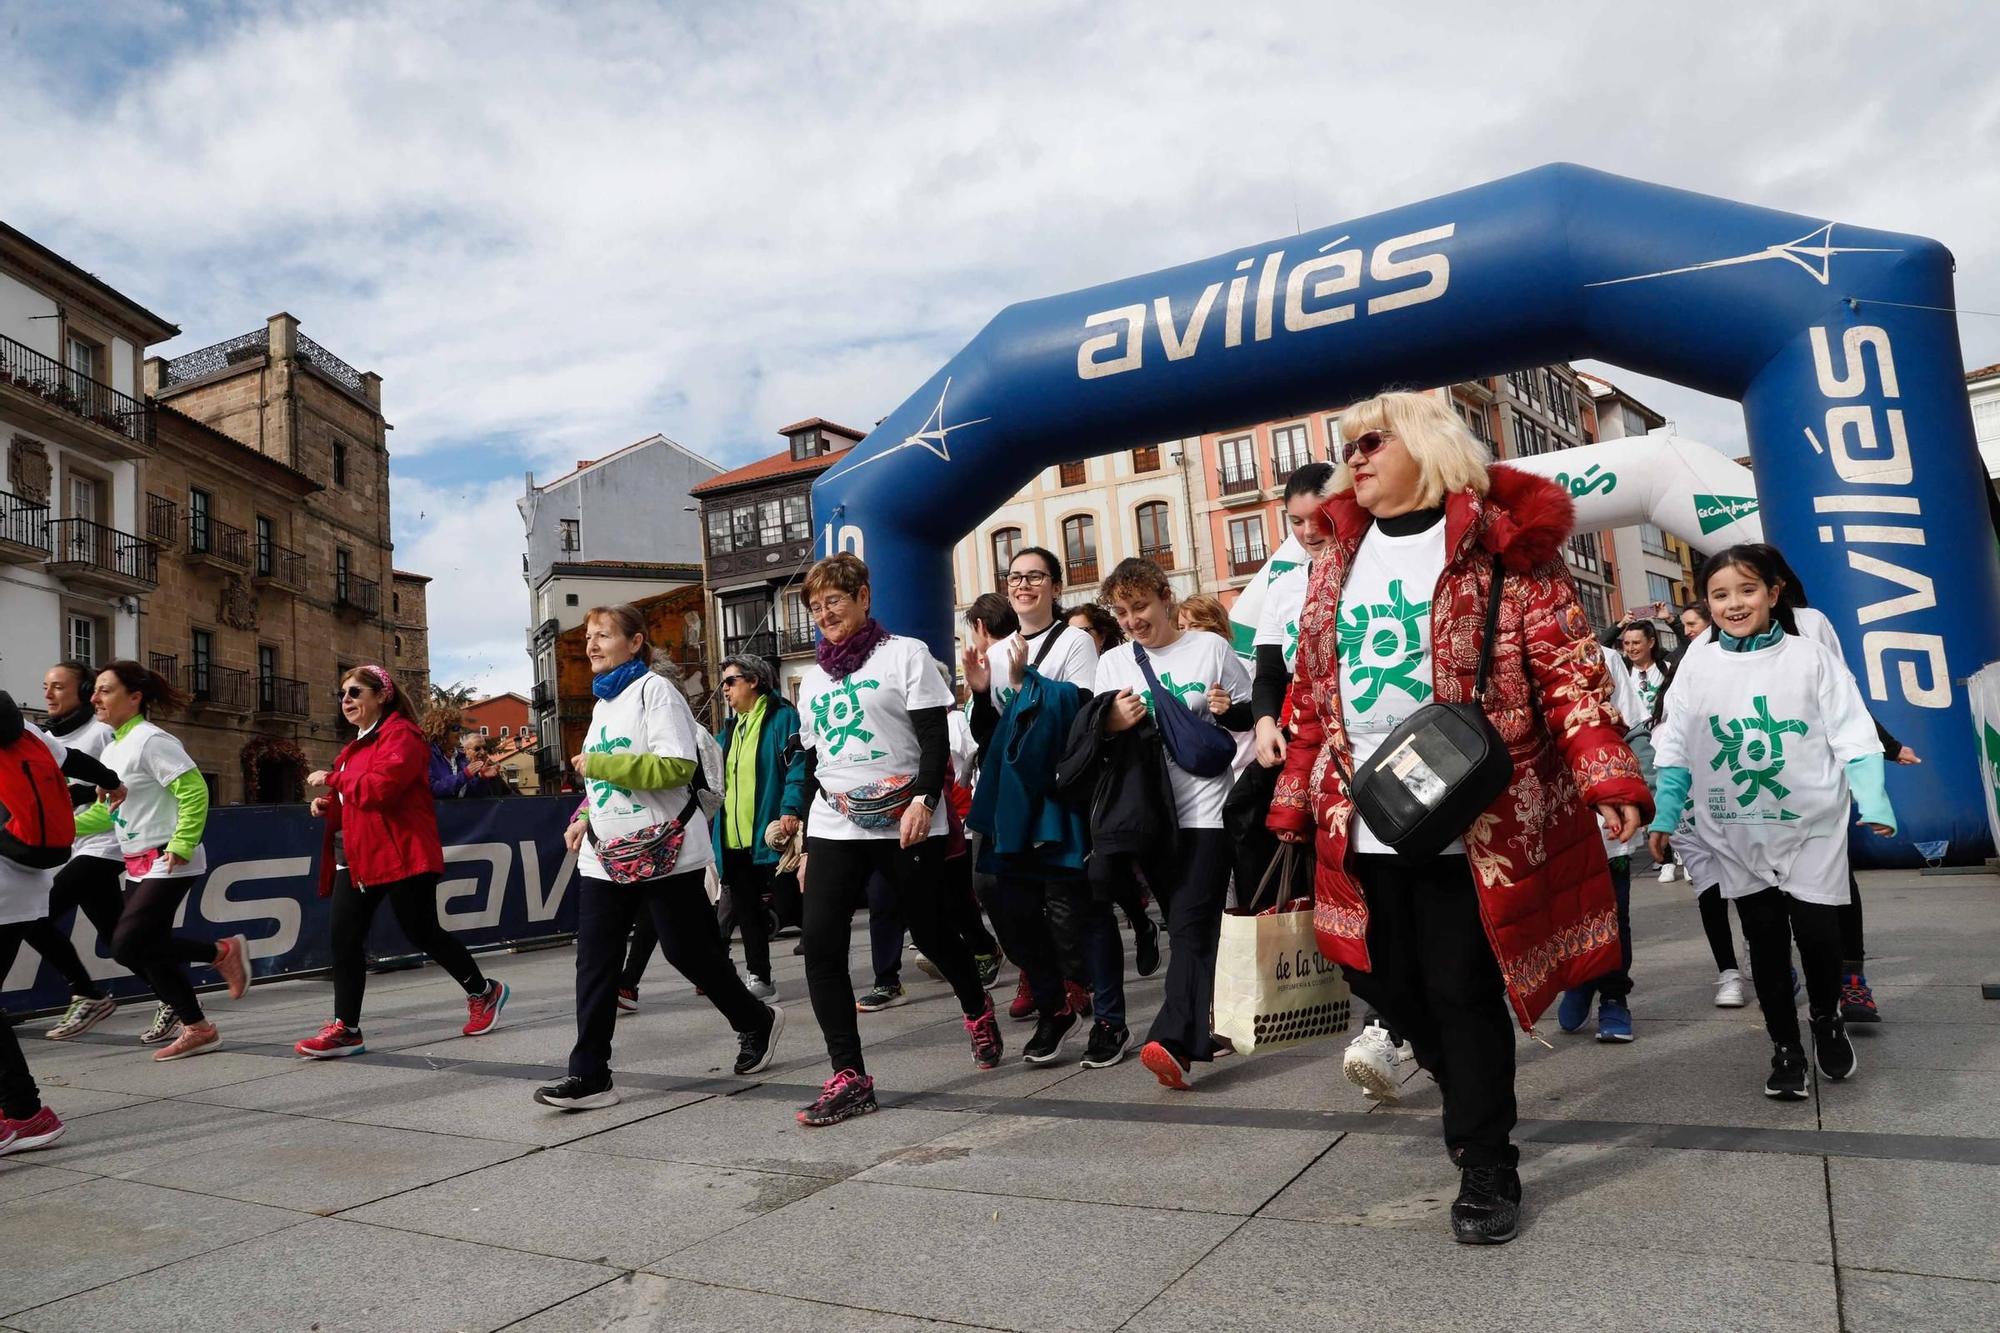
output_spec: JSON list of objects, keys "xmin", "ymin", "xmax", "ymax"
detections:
[
  {"xmin": 1096, "ymin": 558, "xmax": 1253, "ymax": 1090},
  {"xmin": 1648, "ymin": 547, "xmax": 1896, "ymax": 1103}
]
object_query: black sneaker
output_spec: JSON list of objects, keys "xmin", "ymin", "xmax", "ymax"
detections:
[
  {"xmin": 1079, "ymin": 1021, "xmax": 1130, "ymax": 1069},
  {"xmin": 1022, "ymin": 1010, "xmax": 1078, "ymax": 1065},
  {"xmin": 856, "ymin": 982, "xmax": 908, "ymax": 1012},
  {"xmin": 797, "ymin": 1069, "xmax": 877, "ymax": 1127},
  {"xmin": 1811, "ymin": 1014, "xmax": 1857, "ymax": 1082},
  {"xmin": 533, "ymin": 1074, "xmax": 620, "ymax": 1111},
  {"xmin": 1134, "ymin": 919, "xmax": 1162, "ymax": 978},
  {"xmin": 975, "ymin": 953, "xmax": 1002, "ymax": 988},
  {"xmin": 1765, "ymin": 1042, "xmax": 1809, "ymax": 1100},
  {"xmin": 1449, "ymin": 1164, "xmax": 1522, "ymax": 1245},
  {"xmin": 734, "ymin": 1004, "xmax": 784, "ymax": 1076}
]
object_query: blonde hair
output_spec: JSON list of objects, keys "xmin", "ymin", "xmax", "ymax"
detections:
[
  {"xmin": 1177, "ymin": 593, "xmax": 1232, "ymax": 640},
  {"xmin": 1330, "ymin": 391, "xmax": 1492, "ymax": 509}
]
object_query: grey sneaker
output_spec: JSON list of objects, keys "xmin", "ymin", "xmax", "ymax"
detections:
[
  {"xmin": 138, "ymin": 1002, "xmax": 179, "ymax": 1045},
  {"xmin": 46, "ymin": 994, "xmax": 117, "ymax": 1041}
]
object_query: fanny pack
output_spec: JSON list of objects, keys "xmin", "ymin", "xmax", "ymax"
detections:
[
  {"xmin": 828, "ymin": 774, "xmax": 918, "ymax": 830},
  {"xmin": 1132, "ymin": 643, "xmax": 1235, "ymax": 779},
  {"xmin": 588, "ymin": 789, "xmax": 699, "ymax": 884}
]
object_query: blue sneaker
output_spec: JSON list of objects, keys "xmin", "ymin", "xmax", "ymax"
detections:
[
  {"xmin": 1596, "ymin": 998, "xmax": 1634, "ymax": 1042},
  {"xmin": 1557, "ymin": 987, "xmax": 1594, "ymax": 1034}
]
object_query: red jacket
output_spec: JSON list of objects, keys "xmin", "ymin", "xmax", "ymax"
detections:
[
  {"xmin": 317, "ymin": 711, "xmax": 445, "ymax": 895},
  {"xmin": 1266, "ymin": 467, "xmax": 1653, "ymax": 1030}
]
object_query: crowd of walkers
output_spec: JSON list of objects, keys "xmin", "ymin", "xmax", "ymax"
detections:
[{"xmin": 0, "ymin": 392, "xmax": 1917, "ymax": 1249}]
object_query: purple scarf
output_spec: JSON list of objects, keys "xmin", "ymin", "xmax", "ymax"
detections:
[{"xmin": 816, "ymin": 617, "xmax": 891, "ymax": 678}]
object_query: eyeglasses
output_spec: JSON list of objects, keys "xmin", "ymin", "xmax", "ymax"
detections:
[
  {"xmin": 720, "ymin": 675, "xmax": 747, "ymax": 689},
  {"xmin": 335, "ymin": 685, "xmax": 371, "ymax": 701},
  {"xmin": 807, "ymin": 594, "xmax": 853, "ymax": 617},
  {"xmin": 1341, "ymin": 430, "xmax": 1393, "ymax": 465},
  {"xmin": 1005, "ymin": 571, "xmax": 1052, "ymax": 588}
]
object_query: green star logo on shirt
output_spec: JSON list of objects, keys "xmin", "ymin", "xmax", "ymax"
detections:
[
  {"xmin": 1708, "ymin": 695, "xmax": 1808, "ymax": 808},
  {"xmin": 1337, "ymin": 579, "xmax": 1433, "ymax": 713},
  {"xmin": 814, "ymin": 677, "xmax": 879, "ymax": 756},
  {"xmin": 586, "ymin": 726, "xmax": 634, "ymax": 809}
]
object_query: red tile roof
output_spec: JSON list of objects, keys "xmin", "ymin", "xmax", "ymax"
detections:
[
  {"xmin": 689, "ymin": 446, "xmax": 843, "ymax": 496},
  {"xmin": 776, "ymin": 417, "xmax": 866, "ymax": 441},
  {"xmin": 1967, "ymin": 362, "xmax": 2000, "ymax": 381}
]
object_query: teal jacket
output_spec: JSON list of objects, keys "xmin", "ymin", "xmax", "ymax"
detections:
[
  {"xmin": 710, "ymin": 695, "xmax": 809, "ymax": 867},
  {"xmin": 967, "ymin": 669, "xmax": 1089, "ymax": 875}
]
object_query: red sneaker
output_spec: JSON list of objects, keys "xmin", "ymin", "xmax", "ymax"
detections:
[
  {"xmin": 463, "ymin": 980, "xmax": 510, "ymax": 1036},
  {"xmin": 0, "ymin": 1106, "xmax": 65, "ymax": 1154},
  {"xmin": 1140, "ymin": 1041, "xmax": 1191, "ymax": 1091},
  {"xmin": 154, "ymin": 1020, "xmax": 220, "ymax": 1062},
  {"xmin": 295, "ymin": 1019, "xmax": 366, "ymax": 1059},
  {"xmin": 1007, "ymin": 973, "xmax": 1036, "ymax": 1021},
  {"xmin": 213, "ymin": 934, "xmax": 251, "ymax": 1000}
]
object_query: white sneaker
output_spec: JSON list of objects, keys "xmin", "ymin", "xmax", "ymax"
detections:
[
  {"xmin": 1657, "ymin": 863, "xmax": 1677, "ymax": 883},
  {"xmin": 1714, "ymin": 969, "xmax": 1748, "ymax": 1008},
  {"xmin": 1342, "ymin": 1023, "xmax": 1403, "ymax": 1102},
  {"xmin": 742, "ymin": 972, "xmax": 777, "ymax": 1001}
]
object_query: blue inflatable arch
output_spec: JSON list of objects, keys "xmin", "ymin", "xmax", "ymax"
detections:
[{"xmin": 813, "ymin": 163, "xmax": 1999, "ymax": 863}]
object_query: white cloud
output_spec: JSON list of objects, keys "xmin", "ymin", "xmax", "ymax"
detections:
[
  {"xmin": 390, "ymin": 472, "xmax": 533, "ymax": 694},
  {"xmin": 6, "ymin": 1, "xmax": 1997, "ymax": 688}
]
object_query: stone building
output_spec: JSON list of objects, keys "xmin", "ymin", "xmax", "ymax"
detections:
[
  {"xmin": 142, "ymin": 314, "xmax": 418, "ymax": 802},
  {"xmin": 0, "ymin": 222, "xmax": 177, "ymax": 701},
  {"xmin": 691, "ymin": 417, "xmax": 862, "ymax": 709},
  {"xmin": 391, "ymin": 570, "xmax": 432, "ymax": 702}
]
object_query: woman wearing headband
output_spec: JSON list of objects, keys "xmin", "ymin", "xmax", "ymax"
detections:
[{"xmin": 295, "ymin": 666, "xmax": 508, "ymax": 1057}]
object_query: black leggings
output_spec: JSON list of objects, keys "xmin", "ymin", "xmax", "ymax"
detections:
[
  {"xmin": 1735, "ymin": 886, "xmax": 1843, "ymax": 1049},
  {"xmin": 716, "ymin": 848, "xmax": 774, "ymax": 982},
  {"xmin": 0, "ymin": 950, "xmax": 40, "ymax": 1119},
  {"xmin": 0, "ymin": 857, "xmax": 125, "ymax": 1000},
  {"xmin": 1697, "ymin": 885, "xmax": 1741, "ymax": 973},
  {"xmin": 803, "ymin": 836, "xmax": 985, "ymax": 1077},
  {"xmin": 331, "ymin": 871, "xmax": 486, "ymax": 1028},
  {"xmin": 939, "ymin": 849, "xmax": 997, "ymax": 958},
  {"xmin": 1145, "ymin": 829, "xmax": 1232, "ymax": 1063},
  {"xmin": 111, "ymin": 876, "xmax": 218, "ymax": 1025},
  {"xmin": 1840, "ymin": 875, "xmax": 1865, "ymax": 966}
]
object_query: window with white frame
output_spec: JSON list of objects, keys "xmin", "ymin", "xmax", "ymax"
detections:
[
  {"xmin": 1271, "ymin": 423, "xmax": 1312, "ymax": 478},
  {"xmin": 67, "ymin": 613, "xmax": 101, "ymax": 666},
  {"xmin": 1647, "ymin": 572, "xmax": 1678, "ymax": 606},
  {"xmin": 1218, "ymin": 434, "xmax": 1257, "ymax": 489}
]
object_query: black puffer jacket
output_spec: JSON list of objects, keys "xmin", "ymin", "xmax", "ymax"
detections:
[{"xmin": 1056, "ymin": 692, "xmax": 1178, "ymax": 862}]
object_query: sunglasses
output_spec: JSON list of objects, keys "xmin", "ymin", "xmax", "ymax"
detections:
[
  {"xmin": 720, "ymin": 675, "xmax": 748, "ymax": 689},
  {"xmin": 335, "ymin": 685, "xmax": 372, "ymax": 701},
  {"xmin": 1341, "ymin": 430, "xmax": 1392, "ymax": 465}
]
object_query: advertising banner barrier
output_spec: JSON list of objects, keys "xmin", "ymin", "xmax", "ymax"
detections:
[
  {"xmin": 1968, "ymin": 663, "xmax": 2000, "ymax": 854},
  {"xmin": 0, "ymin": 796, "xmax": 578, "ymax": 1016}
]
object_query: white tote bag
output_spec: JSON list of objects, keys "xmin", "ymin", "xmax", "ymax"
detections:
[{"xmin": 1213, "ymin": 845, "xmax": 1351, "ymax": 1053}]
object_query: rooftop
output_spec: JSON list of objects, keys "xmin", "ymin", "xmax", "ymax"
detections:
[
  {"xmin": 0, "ymin": 221, "xmax": 180, "ymax": 343},
  {"xmin": 391, "ymin": 569, "xmax": 433, "ymax": 584},
  {"xmin": 776, "ymin": 416, "xmax": 867, "ymax": 441},
  {"xmin": 690, "ymin": 445, "xmax": 844, "ymax": 497},
  {"xmin": 532, "ymin": 433, "xmax": 723, "ymax": 492}
]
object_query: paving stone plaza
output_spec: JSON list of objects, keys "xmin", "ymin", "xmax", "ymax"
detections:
[{"xmin": 1, "ymin": 867, "xmax": 1996, "ymax": 1332}]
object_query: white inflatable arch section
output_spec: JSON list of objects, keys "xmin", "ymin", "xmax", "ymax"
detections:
[{"xmin": 1229, "ymin": 432, "xmax": 1760, "ymax": 646}]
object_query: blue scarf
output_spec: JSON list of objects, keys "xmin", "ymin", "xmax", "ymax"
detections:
[
  {"xmin": 1719, "ymin": 622, "xmax": 1785, "ymax": 653},
  {"xmin": 591, "ymin": 656, "xmax": 651, "ymax": 700}
]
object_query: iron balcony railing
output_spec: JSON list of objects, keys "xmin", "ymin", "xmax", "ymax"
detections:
[
  {"xmin": 0, "ymin": 332, "xmax": 150, "ymax": 446},
  {"xmin": 0, "ymin": 489, "xmax": 50, "ymax": 554},
  {"xmin": 189, "ymin": 513, "xmax": 250, "ymax": 567},
  {"xmin": 186, "ymin": 662, "xmax": 251, "ymax": 711},
  {"xmin": 1218, "ymin": 468, "xmax": 1260, "ymax": 496},
  {"xmin": 1229, "ymin": 548, "xmax": 1269, "ymax": 578},
  {"xmin": 256, "ymin": 674, "xmax": 310, "ymax": 718},
  {"xmin": 255, "ymin": 537, "xmax": 306, "ymax": 587},
  {"xmin": 780, "ymin": 626, "xmax": 817, "ymax": 655},
  {"xmin": 145, "ymin": 494, "xmax": 179, "ymax": 547},
  {"xmin": 160, "ymin": 329, "xmax": 364, "ymax": 396},
  {"xmin": 1139, "ymin": 543, "xmax": 1176, "ymax": 572},
  {"xmin": 1065, "ymin": 558, "xmax": 1099, "ymax": 586},
  {"xmin": 724, "ymin": 632, "xmax": 779, "ymax": 662},
  {"xmin": 335, "ymin": 571, "xmax": 381, "ymax": 616},
  {"xmin": 530, "ymin": 680, "xmax": 555, "ymax": 711},
  {"xmin": 46, "ymin": 518, "xmax": 158, "ymax": 585},
  {"xmin": 149, "ymin": 652, "xmax": 178, "ymax": 680}
]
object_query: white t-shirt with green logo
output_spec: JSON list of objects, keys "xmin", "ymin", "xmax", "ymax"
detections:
[
  {"xmin": 1093, "ymin": 630, "xmax": 1253, "ymax": 829},
  {"xmin": 577, "ymin": 673, "xmax": 714, "ymax": 879},
  {"xmin": 101, "ymin": 719, "xmax": 207, "ymax": 879},
  {"xmin": 1651, "ymin": 633, "xmax": 1878, "ymax": 904},
  {"xmin": 1253, "ymin": 559, "xmax": 1310, "ymax": 674},
  {"xmin": 800, "ymin": 636, "xmax": 954, "ymax": 841},
  {"xmin": 989, "ymin": 622, "xmax": 1098, "ymax": 712},
  {"xmin": 1337, "ymin": 520, "xmax": 1454, "ymax": 856}
]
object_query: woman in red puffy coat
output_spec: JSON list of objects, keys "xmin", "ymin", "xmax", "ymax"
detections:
[
  {"xmin": 295, "ymin": 665, "xmax": 508, "ymax": 1057},
  {"xmin": 1267, "ymin": 392, "xmax": 1648, "ymax": 1247}
]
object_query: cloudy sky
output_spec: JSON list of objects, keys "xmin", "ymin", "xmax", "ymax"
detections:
[{"xmin": 5, "ymin": 1, "xmax": 1996, "ymax": 693}]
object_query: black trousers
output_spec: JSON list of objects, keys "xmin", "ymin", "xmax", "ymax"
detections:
[
  {"xmin": 330, "ymin": 871, "xmax": 486, "ymax": 1028},
  {"xmin": 986, "ymin": 870, "xmax": 1073, "ymax": 1019},
  {"xmin": 1736, "ymin": 886, "xmax": 1844, "ymax": 1049},
  {"xmin": 0, "ymin": 856, "xmax": 125, "ymax": 1000},
  {"xmin": 1145, "ymin": 828, "xmax": 1231, "ymax": 1062},
  {"xmin": 0, "ymin": 924, "xmax": 43, "ymax": 1119},
  {"xmin": 1347, "ymin": 853, "xmax": 1519, "ymax": 1170},
  {"xmin": 572, "ymin": 869, "xmax": 767, "ymax": 1082},
  {"xmin": 940, "ymin": 849, "xmax": 997, "ymax": 958},
  {"xmin": 716, "ymin": 847, "xmax": 774, "ymax": 982},
  {"xmin": 803, "ymin": 836, "xmax": 985, "ymax": 1077},
  {"xmin": 111, "ymin": 876, "xmax": 217, "ymax": 1025},
  {"xmin": 1697, "ymin": 885, "xmax": 1741, "ymax": 973},
  {"xmin": 1840, "ymin": 875, "xmax": 1865, "ymax": 966}
]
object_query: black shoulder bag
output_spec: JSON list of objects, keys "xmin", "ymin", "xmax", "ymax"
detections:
[{"xmin": 1349, "ymin": 557, "xmax": 1512, "ymax": 861}]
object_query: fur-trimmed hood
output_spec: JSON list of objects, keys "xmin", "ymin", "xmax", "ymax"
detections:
[{"xmin": 1320, "ymin": 464, "xmax": 1575, "ymax": 574}]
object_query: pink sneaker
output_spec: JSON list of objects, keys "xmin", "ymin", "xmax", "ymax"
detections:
[
  {"xmin": 463, "ymin": 980, "xmax": 509, "ymax": 1036},
  {"xmin": 213, "ymin": 934, "xmax": 251, "ymax": 1000},
  {"xmin": 154, "ymin": 1020, "xmax": 220, "ymax": 1062},
  {"xmin": 0, "ymin": 1106, "xmax": 65, "ymax": 1154},
  {"xmin": 295, "ymin": 1019, "xmax": 366, "ymax": 1059}
]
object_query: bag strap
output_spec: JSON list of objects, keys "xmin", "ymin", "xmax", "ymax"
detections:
[
  {"xmin": 1246, "ymin": 842, "xmax": 1298, "ymax": 913},
  {"xmin": 1029, "ymin": 623, "xmax": 1066, "ymax": 671},
  {"xmin": 1472, "ymin": 556, "xmax": 1506, "ymax": 704}
]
